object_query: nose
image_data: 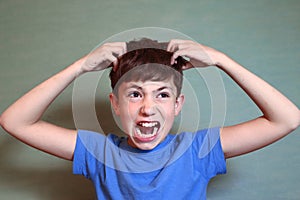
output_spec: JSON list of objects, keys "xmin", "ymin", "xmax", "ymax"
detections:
[{"xmin": 140, "ymin": 96, "xmax": 156, "ymax": 116}]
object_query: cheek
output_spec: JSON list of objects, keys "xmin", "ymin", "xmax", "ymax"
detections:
[
  {"xmin": 161, "ymin": 103, "xmax": 177, "ymax": 119},
  {"xmin": 120, "ymin": 102, "xmax": 139, "ymax": 119}
]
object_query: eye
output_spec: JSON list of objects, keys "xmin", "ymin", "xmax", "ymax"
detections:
[
  {"xmin": 157, "ymin": 92, "xmax": 170, "ymax": 98},
  {"xmin": 128, "ymin": 91, "xmax": 142, "ymax": 98}
]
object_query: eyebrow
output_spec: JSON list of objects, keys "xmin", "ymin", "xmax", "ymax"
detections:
[
  {"xmin": 157, "ymin": 86, "xmax": 172, "ymax": 92},
  {"xmin": 125, "ymin": 84, "xmax": 174, "ymax": 93},
  {"xmin": 125, "ymin": 84, "xmax": 142, "ymax": 90}
]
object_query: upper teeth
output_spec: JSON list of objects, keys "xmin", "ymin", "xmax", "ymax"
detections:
[{"xmin": 140, "ymin": 122, "xmax": 158, "ymax": 127}]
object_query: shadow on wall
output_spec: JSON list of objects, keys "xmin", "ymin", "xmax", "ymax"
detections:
[
  {"xmin": 0, "ymin": 138, "xmax": 96, "ymax": 200},
  {"xmin": 0, "ymin": 100, "xmax": 97, "ymax": 200}
]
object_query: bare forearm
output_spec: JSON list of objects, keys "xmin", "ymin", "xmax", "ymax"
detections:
[{"xmin": 216, "ymin": 53, "xmax": 300, "ymax": 130}]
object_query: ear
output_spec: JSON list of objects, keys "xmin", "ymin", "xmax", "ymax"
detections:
[
  {"xmin": 109, "ymin": 93, "xmax": 120, "ymax": 116},
  {"xmin": 174, "ymin": 94, "xmax": 185, "ymax": 116}
]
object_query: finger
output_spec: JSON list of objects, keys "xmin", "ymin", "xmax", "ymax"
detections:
[
  {"xmin": 105, "ymin": 53, "xmax": 117, "ymax": 64},
  {"xmin": 171, "ymin": 48, "xmax": 191, "ymax": 65},
  {"xmin": 101, "ymin": 53, "xmax": 118, "ymax": 71},
  {"xmin": 100, "ymin": 42, "xmax": 126, "ymax": 57},
  {"xmin": 167, "ymin": 39, "xmax": 186, "ymax": 52},
  {"xmin": 167, "ymin": 39, "xmax": 193, "ymax": 52},
  {"xmin": 167, "ymin": 39, "xmax": 187, "ymax": 65},
  {"xmin": 103, "ymin": 45, "xmax": 126, "ymax": 59},
  {"xmin": 106, "ymin": 42, "xmax": 125, "ymax": 46},
  {"xmin": 167, "ymin": 39, "xmax": 176, "ymax": 52},
  {"xmin": 107, "ymin": 42, "xmax": 127, "ymax": 54}
]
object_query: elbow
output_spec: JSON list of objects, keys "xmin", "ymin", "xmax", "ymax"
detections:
[
  {"xmin": 285, "ymin": 109, "xmax": 300, "ymax": 132},
  {"xmin": 271, "ymin": 108, "xmax": 300, "ymax": 136},
  {"xmin": 293, "ymin": 109, "xmax": 300, "ymax": 130},
  {"xmin": 0, "ymin": 113, "xmax": 9, "ymax": 132},
  {"xmin": 0, "ymin": 113, "xmax": 5, "ymax": 129},
  {"xmin": 0, "ymin": 112, "xmax": 15, "ymax": 133}
]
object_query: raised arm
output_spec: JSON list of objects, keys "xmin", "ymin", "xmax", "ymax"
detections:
[
  {"xmin": 0, "ymin": 42, "xmax": 126, "ymax": 160},
  {"xmin": 168, "ymin": 39, "xmax": 300, "ymax": 159}
]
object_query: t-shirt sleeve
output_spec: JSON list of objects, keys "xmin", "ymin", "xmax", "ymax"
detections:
[
  {"xmin": 195, "ymin": 127, "xmax": 227, "ymax": 179},
  {"xmin": 73, "ymin": 130, "xmax": 90, "ymax": 178},
  {"xmin": 73, "ymin": 130, "xmax": 106, "ymax": 179}
]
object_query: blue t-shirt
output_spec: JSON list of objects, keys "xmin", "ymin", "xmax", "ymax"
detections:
[{"xmin": 73, "ymin": 128, "xmax": 226, "ymax": 199}]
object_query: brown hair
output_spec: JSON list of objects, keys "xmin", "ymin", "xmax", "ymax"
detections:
[{"xmin": 109, "ymin": 38, "xmax": 189, "ymax": 97}]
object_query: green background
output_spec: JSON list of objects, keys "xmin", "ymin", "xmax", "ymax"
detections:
[{"xmin": 0, "ymin": 0, "xmax": 299, "ymax": 199}]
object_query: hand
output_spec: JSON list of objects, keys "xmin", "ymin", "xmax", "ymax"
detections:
[
  {"xmin": 167, "ymin": 39, "xmax": 220, "ymax": 70},
  {"xmin": 81, "ymin": 42, "xmax": 126, "ymax": 73}
]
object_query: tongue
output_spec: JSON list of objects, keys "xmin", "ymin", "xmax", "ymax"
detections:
[{"xmin": 138, "ymin": 126, "xmax": 154, "ymax": 135}]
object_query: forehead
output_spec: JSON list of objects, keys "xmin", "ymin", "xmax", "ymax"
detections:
[{"xmin": 117, "ymin": 80, "xmax": 177, "ymax": 93}]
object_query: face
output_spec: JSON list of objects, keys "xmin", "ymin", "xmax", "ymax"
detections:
[{"xmin": 110, "ymin": 80, "xmax": 184, "ymax": 150}]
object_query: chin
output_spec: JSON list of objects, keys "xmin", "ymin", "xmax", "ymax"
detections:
[
  {"xmin": 128, "ymin": 136, "xmax": 161, "ymax": 151},
  {"xmin": 132, "ymin": 140, "xmax": 158, "ymax": 150},
  {"xmin": 137, "ymin": 143, "xmax": 158, "ymax": 150}
]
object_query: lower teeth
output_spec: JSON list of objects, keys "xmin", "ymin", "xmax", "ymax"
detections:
[{"xmin": 136, "ymin": 127, "xmax": 158, "ymax": 138}]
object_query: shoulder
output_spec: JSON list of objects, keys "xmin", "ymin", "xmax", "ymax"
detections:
[
  {"xmin": 178, "ymin": 127, "xmax": 220, "ymax": 144},
  {"xmin": 75, "ymin": 130, "xmax": 123, "ymax": 153},
  {"xmin": 177, "ymin": 127, "xmax": 222, "ymax": 157}
]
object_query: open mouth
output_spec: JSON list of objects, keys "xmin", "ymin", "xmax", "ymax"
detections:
[{"xmin": 134, "ymin": 121, "xmax": 161, "ymax": 141}]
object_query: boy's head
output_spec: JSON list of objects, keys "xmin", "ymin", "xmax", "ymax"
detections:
[
  {"xmin": 108, "ymin": 38, "xmax": 189, "ymax": 150},
  {"xmin": 109, "ymin": 38, "xmax": 188, "ymax": 97}
]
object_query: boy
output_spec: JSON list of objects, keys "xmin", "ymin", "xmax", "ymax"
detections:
[{"xmin": 0, "ymin": 38, "xmax": 299, "ymax": 199}]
